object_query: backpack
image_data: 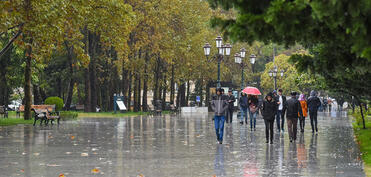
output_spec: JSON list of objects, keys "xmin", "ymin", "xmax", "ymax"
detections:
[{"xmin": 249, "ymin": 103, "xmax": 258, "ymax": 113}]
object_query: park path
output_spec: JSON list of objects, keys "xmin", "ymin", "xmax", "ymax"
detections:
[{"xmin": 0, "ymin": 111, "xmax": 365, "ymax": 177}]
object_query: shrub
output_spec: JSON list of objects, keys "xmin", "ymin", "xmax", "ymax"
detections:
[
  {"xmin": 59, "ymin": 111, "xmax": 78, "ymax": 120},
  {"xmin": 44, "ymin": 97, "xmax": 64, "ymax": 112}
]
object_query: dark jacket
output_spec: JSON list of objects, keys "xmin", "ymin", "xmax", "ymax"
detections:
[
  {"xmin": 262, "ymin": 99, "xmax": 277, "ymax": 120},
  {"xmin": 286, "ymin": 97, "xmax": 303, "ymax": 119},
  {"xmin": 211, "ymin": 95, "xmax": 229, "ymax": 116},
  {"xmin": 227, "ymin": 94, "xmax": 235, "ymax": 109},
  {"xmin": 239, "ymin": 95, "xmax": 248, "ymax": 109},
  {"xmin": 307, "ymin": 90, "xmax": 321, "ymax": 112}
]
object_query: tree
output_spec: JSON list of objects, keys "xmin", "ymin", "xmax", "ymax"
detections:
[{"xmin": 208, "ymin": 0, "xmax": 371, "ymax": 128}]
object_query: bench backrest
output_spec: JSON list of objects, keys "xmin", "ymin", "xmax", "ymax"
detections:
[
  {"xmin": 76, "ymin": 105, "xmax": 84, "ymax": 110},
  {"xmin": 19, "ymin": 105, "xmax": 55, "ymax": 112}
]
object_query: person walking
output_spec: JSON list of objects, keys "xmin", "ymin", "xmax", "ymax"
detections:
[
  {"xmin": 262, "ymin": 92, "xmax": 277, "ymax": 144},
  {"xmin": 275, "ymin": 89, "xmax": 287, "ymax": 132},
  {"xmin": 307, "ymin": 90, "xmax": 321, "ymax": 133},
  {"xmin": 248, "ymin": 95, "xmax": 259, "ymax": 131},
  {"xmin": 211, "ymin": 88, "xmax": 229, "ymax": 144},
  {"xmin": 239, "ymin": 92, "xmax": 249, "ymax": 125},
  {"xmin": 298, "ymin": 94, "xmax": 308, "ymax": 133},
  {"xmin": 286, "ymin": 92, "xmax": 303, "ymax": 142},
  {"xmin": 226, "ymin": 89, "xmax": 235, "ymax": 124}
]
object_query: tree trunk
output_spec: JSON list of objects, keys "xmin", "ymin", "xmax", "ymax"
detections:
[
  {"xmin": 32, "ymin": 84, "xmax": 41, "ymax": 105},
  {"xmin": 170, "ymin": 64, "xmax": 175, "ymax": 105},
  {"xmin": 127, "ymin": 72, "xmax": 132, "ymax": 111},
  {"xmin": 186, "ymin": 80, "xmax": 190, "ymax": 106},
  {"xmin": 179, "ymin": 82, "xmax": 186, "ymax": 107},
  {"xmin": 84, "ymin": 68, "xmax": 91, "ymax": 112},
  {"xmin": 153, "ymin": 56, "xmax": 161, "ymax": 101},
  {"xmin": 64, "ymin": 42, "xmax": 74, "ymax": 110},
  {"xmin": 142, "ymin": 51, "xmax": 149, "ymax": 112},
  {"xmin": 24, "ymin": 49, "xmax": 32, "ymax": 120},
  {"xmin": 360, "ymin": 104, "xmax": 366, "ymax": 129},
  {"xmin": 88, "ymin": 31, "xmax": 97, "ymax": 112},
  {"xmin": 162, "ymin": 80, "xmax": 167, "ymax": 110}
]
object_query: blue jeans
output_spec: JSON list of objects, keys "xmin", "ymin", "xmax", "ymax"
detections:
[
  {"xmin": 249, "ymin": 111, "xmax": 257, "ymax": 129},
  {"xmin": 276, "ymin": 110, "xmax": 284, "ymax": 130},
  {"xmin": 239, "ymin": 107, "xmax": 248, "ymax": 123},
  {"xmin": 214, "ymin": 116, "xmax": 225, "ymax": 141}
]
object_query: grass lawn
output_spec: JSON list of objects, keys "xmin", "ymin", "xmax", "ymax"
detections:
[
  {"xmin": 77, "ymin": 111, "xmax": 171, "ymax": 118},
  {"xmin": 0, "ymin": 117, "xmax": 33, "ymax": 126},
  {"xmin": 0, "ymin": 111, "xmax": 33, "ymax": 126},
  {"xmin": 352, "ymin": 112, "xmax": 371, "ymax": 177}
]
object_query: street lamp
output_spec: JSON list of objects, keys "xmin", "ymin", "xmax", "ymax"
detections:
[
  {"xmin": 249, "ymin": 54, "xmax": 256, "ymax": 73},
  {"xmin": 203, "ymin": 43, "xmax": 211, "ymax": 57},
  {"xmin": 268, "ymin": 65, "xmax": 285, "ymax": 90},
  {"xmin": 203, "ymin": 36, "xmax": 231, "ymax": 89}
]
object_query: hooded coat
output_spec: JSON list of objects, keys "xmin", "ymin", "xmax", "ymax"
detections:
[
  {"xmin": 307, "ymin": 90, "xmax": 321, "ymax": 112},
  {"xmin": 262, "ymin": 93, "xmax": 277, "ymax": 120}
]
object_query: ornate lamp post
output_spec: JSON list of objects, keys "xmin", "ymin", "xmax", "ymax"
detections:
[
  {"xmin": 269, "ymin": 65, "xmax": 285, "ymax": 90},
  {"xmin": 203, "ymin": 36, "xmax": 231, "ymax": 89}
]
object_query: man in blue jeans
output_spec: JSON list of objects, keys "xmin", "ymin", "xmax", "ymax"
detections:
[
  {"xmin": 275, "ymin": 89, "xmax": 287, "ymax": 132},
  {"xmin": 211, "ymin": 88, "xmax": 229, "ymax": 144}
]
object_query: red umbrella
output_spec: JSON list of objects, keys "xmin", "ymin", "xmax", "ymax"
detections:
[{"xmin": 242, "ymin": 87, "xmax": 261, "ymax": 95}]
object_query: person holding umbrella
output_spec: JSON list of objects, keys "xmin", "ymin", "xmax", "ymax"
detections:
[{"xmin": 248, "ymin": 95, "xmax": 259, "ymax": 131}]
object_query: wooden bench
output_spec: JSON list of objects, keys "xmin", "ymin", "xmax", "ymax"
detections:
[
  {"xmin": 147, "ymin": 105, "xmax": 156, "ymax": 116},
  {"xmin": 0, "ymin": 106, "xmax": 8, "ymax": 118},
  {"xmin": 76, "ymin": 105, "xmax": 84, "ymax": 111},
  {"xmin": 169, "ymin": 104, "xmax": 180, "ymax": 114},
  {"xmin": 19, "ymin": 105, "xmax": 60, "ymax": 126}
]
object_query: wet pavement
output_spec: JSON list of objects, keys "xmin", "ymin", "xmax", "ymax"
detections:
[{"xmin": 0, "ymin": 111, "xmax": 365, "ymax": 177}]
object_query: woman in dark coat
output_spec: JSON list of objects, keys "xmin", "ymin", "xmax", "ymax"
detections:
[{"xmin": 261, "ymin": 92, "xmax": 277, "ymax": 144}]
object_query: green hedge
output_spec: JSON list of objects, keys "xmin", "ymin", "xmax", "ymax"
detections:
[
  {"xmin": 59, "ymin": 111, "xmax": 78, "ymax": 120},
  {"xmin": 44, "ymin": 97, "xmax": 64, "ymax": 111}
]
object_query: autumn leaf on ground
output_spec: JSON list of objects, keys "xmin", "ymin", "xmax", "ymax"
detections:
[
  {"xmin": 20, "ymin": 169, "xmax": 24, "ymax": 172},
  {"xmin": 70, "ymin": 136, "xmax": 75, "ymax": 140},
  {"xmin": 91, "ymin": 168, "xmax": 100, "ymax": 173},
  {"xmin": 59, "ymin": 174, "xmax": 65, "ymax": 177},
  {"xmin": 137, "ymin": 174, "xmax": 144, "ymax": 177}
]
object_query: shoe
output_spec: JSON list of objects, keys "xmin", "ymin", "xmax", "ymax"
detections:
[
  {"xmin": 251, "ymin": 128, "xmax": 253, "ymax": 131},
  {"xmin": 266, "ymin": 140, "xmax": 269, "ymax": 143},
  {"xmin": 290, "ymin": 139, "xmax": 293, "ymax": 143},
  {"xmin": 301, "ymin": 129, "xmax": 304, "ymax": 133},
  {"xmin": 240, "ymin": 122, "xmax": 243, "ymax": 125},
  {"xmin": 254, "ymin": 128, "xmax": 256, "ymax": 131},
  {"xmin": 270, "ymin": 141, "xmax": 273, "ymax": 144},
  {"xmin": 316, "ymin": 128, "xmax": 318, "ymax": 132},
  {"xmin": 219, "ymin": 140, "xmax": 223, "ymax": 144}
]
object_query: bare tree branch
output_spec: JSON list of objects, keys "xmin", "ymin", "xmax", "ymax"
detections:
[{"xmin": 0, "ymin": 29, "xmax": 22, "ymax": 58}]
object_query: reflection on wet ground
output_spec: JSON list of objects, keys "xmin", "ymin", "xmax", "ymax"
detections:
[{"xmin": 0, "ymin": 111, "xmax": 364, "ymax": 177}]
